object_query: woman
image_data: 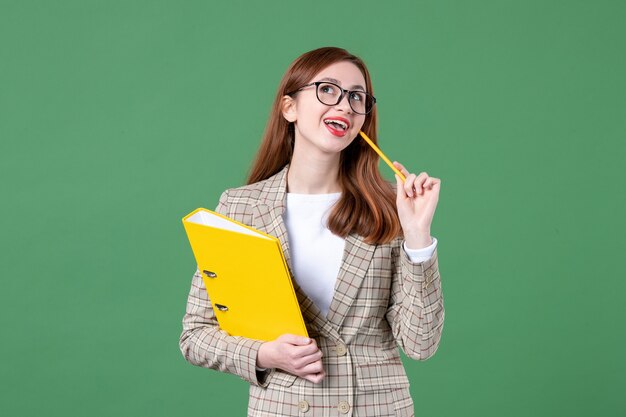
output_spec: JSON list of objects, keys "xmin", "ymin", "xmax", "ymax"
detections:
[{"xmin": 180, "ymin": 46, "xmax": 444, "ymax": 417}]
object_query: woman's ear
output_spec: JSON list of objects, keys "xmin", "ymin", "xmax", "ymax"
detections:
[{"xmin": 281, "ymin": 95, "xmax": 297, "ymax": 123}]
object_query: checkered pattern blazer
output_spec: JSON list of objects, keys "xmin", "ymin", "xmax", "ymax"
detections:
[{"xmin": 180, "ymin": 165, "xmax": 444, "ymax": 417}]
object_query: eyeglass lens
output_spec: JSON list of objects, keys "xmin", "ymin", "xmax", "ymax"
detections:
[{"xmin": 316, "ymin": 82, "xmax": 373, "ymax": 114}]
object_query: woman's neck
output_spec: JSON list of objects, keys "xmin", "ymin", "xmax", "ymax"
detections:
[{"xmin": 287, "ymin": 144, "xmax": 342, "ymax": 194}]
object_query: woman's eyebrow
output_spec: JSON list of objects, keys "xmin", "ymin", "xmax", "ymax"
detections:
[{"xmin": 319, "ymin": 77, "xmax": 366, "ymax": 91}]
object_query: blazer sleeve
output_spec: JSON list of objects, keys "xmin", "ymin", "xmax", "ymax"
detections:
[
  {"xmin": 385, "ymin": 240, "xmax": 445, "ymax": 360},
  {"xmin": 179, "ymin": 190, "xmax": 270, "ymax": 387}
]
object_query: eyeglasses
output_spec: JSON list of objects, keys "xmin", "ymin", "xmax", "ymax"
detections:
[{"xmin": 287, "ymin": 81, "xmax": 376, "ymax": 115}]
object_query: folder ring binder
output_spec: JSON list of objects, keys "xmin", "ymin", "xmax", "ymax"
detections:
[
  {"xmin": 203, "ymin": 270, "xmax": 217, "ymax": 278},
  {"xmin": 215, "ymin": 304, "xmax": 229, "ymax": 312}
]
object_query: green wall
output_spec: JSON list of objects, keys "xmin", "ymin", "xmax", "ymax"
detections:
[{"xmin": 1, "ymin": 1, "xmax": 624, "ymax": 415}]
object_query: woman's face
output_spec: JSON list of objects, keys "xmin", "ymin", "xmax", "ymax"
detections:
[{"xmin": 283, "ymin": 61, "xmax": 368, "ymax": 156}]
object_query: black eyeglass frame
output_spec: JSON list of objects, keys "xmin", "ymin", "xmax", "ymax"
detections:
[{"xmin": 287, "ymin": 81, "xmax": 377, "ymax": 115}]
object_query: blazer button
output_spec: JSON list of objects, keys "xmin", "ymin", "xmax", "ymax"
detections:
[
  {"xmin": 298, "ymin": 400, "xmax": 310, "ymax": 412},
  {"xmin": 338, "ymin": 401, "xmax": 350, "ymax": 414},
  {"xmin": 335, "ymin": 343, "xmax": 347, "ymax": 356}
]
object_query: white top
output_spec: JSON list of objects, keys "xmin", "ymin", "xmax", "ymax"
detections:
[{"xmin": 283, "ymin": 192, "xmax": 437, "ymax": 318}]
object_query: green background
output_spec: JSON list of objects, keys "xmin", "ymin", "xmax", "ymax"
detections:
[{"xmin": 1, "ymin": 0, "xmax": 625, "ymax": 416}]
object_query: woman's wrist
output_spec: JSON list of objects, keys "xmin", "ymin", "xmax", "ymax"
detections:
[
  {"xmin": 257, "ymin": 341, "xmax": 275, "ymax": 369},
  {"xmin": 404, "ymin": 230, "xmax": 432, "ymax": 250}
]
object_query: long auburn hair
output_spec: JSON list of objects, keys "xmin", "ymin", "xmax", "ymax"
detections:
[{"xmin": 247, "ymin": 47, "xmax": 401, "ymax": 245}]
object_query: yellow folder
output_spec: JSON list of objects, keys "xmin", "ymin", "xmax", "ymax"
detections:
[{"xmin": 182, "ymin": 208, "xmax": 308, "ymax": 341}]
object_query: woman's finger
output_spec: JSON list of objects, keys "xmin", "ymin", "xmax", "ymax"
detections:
[
  {"xmin": 423, "ymin": 177, "xmax": 440, "ymax": 190},
  {"xmin": 303, "ymin": 370, "xmax": 325, "ymax": 384},
  {"xmin": 277, "ymin": 334, "xmax": 310, "ymax": 344},
  {"xmin": 291, "ymin": 341, "xmax": 320, "ymax": 358},
  {"xmin": 413, "ymin": 172, "xmax": 429, "ymax": 195},
  {"xmin": 294, "ymin": 350, "xmax": 323, "ymax": 370},
  {"xmin": 403, "ymin": 173, "xmax": 418, "ymax": 197},
  {"xmin": 299, "ymin": 359, "xmax": 324, "ymax": 375},
  {"xmin": 393, "ymin": 161, "xmax": 410, "ymax": 176},
  {"xmin": 396, "ymin": 174, "xmax": 408, "ymax": 202}
]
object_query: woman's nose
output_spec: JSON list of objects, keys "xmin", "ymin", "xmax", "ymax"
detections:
[{"xmin": 334, "ymin": 93, "xmax": 353, "ymax": 113}]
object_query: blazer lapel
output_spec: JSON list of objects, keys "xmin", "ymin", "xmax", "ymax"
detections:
[{"xmin": 326, "ymin": 233, "xmax": 376, "ymax": 330}]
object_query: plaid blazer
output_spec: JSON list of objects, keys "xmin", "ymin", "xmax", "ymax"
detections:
[{"xmin": 180, "ymin": 165, "xmax": 444, "ymax": 417}]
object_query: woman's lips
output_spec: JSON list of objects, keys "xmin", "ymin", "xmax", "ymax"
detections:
[{"xmin": 325, "ymin": 123, "xmax": 348, "ymax": 137}]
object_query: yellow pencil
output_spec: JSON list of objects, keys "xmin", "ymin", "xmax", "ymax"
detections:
[{"xmin": 359, "ymin": 131, "xmax": 406, "ymax": 182}]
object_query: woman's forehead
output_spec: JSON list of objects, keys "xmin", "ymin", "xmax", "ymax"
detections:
[{"xmin": 311, "ymin": 61, "xmax": 366, "ymax": 89}]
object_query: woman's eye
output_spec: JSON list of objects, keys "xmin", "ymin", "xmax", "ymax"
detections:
[
  {"xmin": 320, "ymin": 84, "xmax": 336, "ymax": 94},
  {"xmin": 350, "ymin": 92, "xmax": 365, "ymax": 102}
]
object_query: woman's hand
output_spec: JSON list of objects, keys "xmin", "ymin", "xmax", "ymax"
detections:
[
  {"xmin": 393, "ymin": 161, "xmax": 441, "ymax": 249},
  {"xmin": 257, "ymin": 334, "xmax": 325, "ymax": 384}
]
